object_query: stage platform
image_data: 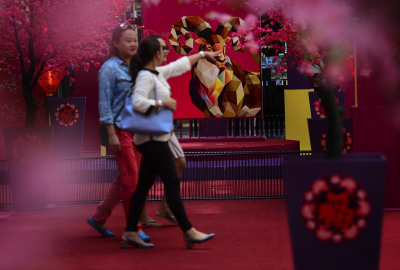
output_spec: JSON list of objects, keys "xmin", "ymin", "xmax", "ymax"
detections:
[
  {"xmin": 1, "ymin": 139, "xmax": 304, "ymax": 206},
  {"xmin": 179, "ymin": 139, "xmax": 299, "ymax": 152},
  {"xmin": 99, "ymin": 138, "xmax": 300, "ymax": 156}
]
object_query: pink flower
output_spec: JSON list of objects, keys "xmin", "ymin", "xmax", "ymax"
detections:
[
  {"xmin": 332, "ymin": 234, "xmax": 342, "ymax": 243},
  {"xmin": 316, "ymin": 228, "xmax": 332, "ymax": 241},
  {"xmin": 358, "ymin": 219, "xmax": 367, "ymax": 228},
  {"xmin": 357, "ymin": 201, "xmax": 370, "ymax": 216},
  {"xmin": 357, "ymin": 190, "xmax": 367, "ymax": 199},
  {"xmin": 307, "ymin": 221, "xmax": 316, "ymax": 230},
  {"xmin": 340, "ymin": 178, "xmax": 356, "ymax": 193},
  {"xmin": 344, "ymin": 225, "xmax": 358, "ymax": 239},
  {"xmin": 301, "ymin": 204, "xmax": 315, "ymax": 219},
  {"xmin": 304, "ymin": 191, "xmax": 314, "ymax": 201},
  {"xmin": 312, "ymin": 179, "xmax": 328, "ymax": 194},
  {"xmin": 207, "ymin": 11, "xmax": 232, "ymax": 22}
]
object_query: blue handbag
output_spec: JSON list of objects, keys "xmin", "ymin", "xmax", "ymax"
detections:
[{"xmin": 120, "ymin": 71, "xmax": 173, "ymax": 135}]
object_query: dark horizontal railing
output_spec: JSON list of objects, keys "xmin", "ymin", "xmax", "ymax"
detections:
[
  {"xmin": 173, "ymin": 115, "xmax": 285, "ymax": 140},
  {"xmin": 0, "ymin": 150, "xmax": 311, "ymax": 207},
  {"xmin": 173, "ymin": 117, "xmax": 264, "ymax": 139}
]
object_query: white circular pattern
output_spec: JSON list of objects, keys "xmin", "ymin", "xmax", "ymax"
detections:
[
  {"xmin": 55, "ymin": 102, "xmax": 80, "ymax": 127},
  {"xmin": 301, "ymin": 174, "xmax": 371, "ymax": 243},
  {"xmin": 12, "ymin": 134, "xmax": 44, "ymax": 164}
]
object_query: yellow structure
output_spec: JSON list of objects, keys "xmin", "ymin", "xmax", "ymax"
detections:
[
  {"xmin": 101, "ymin": 145, "xmax": 107, "ymax": 156},
  {"xmin": 284, "ymin": 89, "xmax": 313, "ymax": 150}
]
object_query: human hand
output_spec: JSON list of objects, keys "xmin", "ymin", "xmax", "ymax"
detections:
[
  {"xmin": 204, "ymin": 51, "xmax": 222, "ymax": 64},
  {"xmin": 108, "ymin": 134, "xmax": 121, "ymax": 152},
  {"xmin": 162, "ymin": 98, "xmax": 177, "ymax": 111}
]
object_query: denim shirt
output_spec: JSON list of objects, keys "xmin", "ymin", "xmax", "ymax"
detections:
[{"xmin": 98, "ymin": 56, "xmax": 131, "ymax": 128}]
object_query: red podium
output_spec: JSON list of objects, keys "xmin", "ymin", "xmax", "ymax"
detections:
[{"xmin": 4, "ymin": 126, "xmax": 55, "ymax": 210}]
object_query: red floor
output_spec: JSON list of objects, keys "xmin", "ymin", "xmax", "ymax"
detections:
[{"xmin": 0, "ymin": 200, "xmax": 399, "ymax": 270}]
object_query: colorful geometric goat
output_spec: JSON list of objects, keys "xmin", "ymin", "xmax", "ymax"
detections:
[{"xmin": 169, "ymin": 16, "xmax": 261, "ymax": 117}]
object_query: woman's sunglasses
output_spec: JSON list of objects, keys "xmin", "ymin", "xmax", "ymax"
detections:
[
  {"xmin": 119, "ymin": 23, "xmax": 136, "ymax": 30},
  {"xmin": 161, "ymin": 45, "xmax": 169, "ymax": 52}
]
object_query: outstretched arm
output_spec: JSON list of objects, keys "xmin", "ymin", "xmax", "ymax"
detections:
[
  {"xmin": 187, "ymin": 51, "xmax": 221, "ymax": 66},
  {"xmin": 158, "ymin": 51, "xmax": 221, "ymax": 80}
]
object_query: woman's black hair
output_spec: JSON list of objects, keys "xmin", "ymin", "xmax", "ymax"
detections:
[
  {"xmin": 130, "ymin": 35, "xmax": 161, "ymax": 83},
  {"xmin": 108, "ymin": 24, "xmax": 136, "ymax": 59}
]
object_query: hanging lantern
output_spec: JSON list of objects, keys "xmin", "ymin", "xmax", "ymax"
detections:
[{"xmin": 38, "ymin": 69, "xmax": 64, "ymax": 96}]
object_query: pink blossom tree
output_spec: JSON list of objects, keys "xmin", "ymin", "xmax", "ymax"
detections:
[{"xmin": 0, "ymin": 0, "xmax": 127, "ymax": 126}]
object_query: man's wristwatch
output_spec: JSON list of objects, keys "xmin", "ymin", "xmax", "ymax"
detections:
[
  {"xmin": 199, "ymin": 51, "xmax": 205, "ymax": 58},
  {"xmin": 157, "ymin": 100, "xmax": 163, "ymax": 108}
]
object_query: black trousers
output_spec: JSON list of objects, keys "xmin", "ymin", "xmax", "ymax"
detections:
[{"xmin": 125, "ymin": 140, "xmax": 192, "ymax": 232}]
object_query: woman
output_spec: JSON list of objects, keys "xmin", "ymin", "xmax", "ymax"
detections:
[
  {"xmin": 122, "ymin": 35, "xmax": 220, "ymax": 248},
  {"xmin": 87, "ymin": 24, "xmax": 159, "ymax": 240},
  {"xmin": 155, "ymin": 42, "xmax": 186, "ymax": 225}
]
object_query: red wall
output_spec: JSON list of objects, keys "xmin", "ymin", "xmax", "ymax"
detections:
[
  {"xmin": 352, "ymin": 51, "xmax": 400, "ymax": 208},
  {"xmin": 339, "ymin": 56, "xmax": 356, "ymax": 118},
  {"xmin": 72, "ymin": 67, "xmax": 101, "ymax": 154}
]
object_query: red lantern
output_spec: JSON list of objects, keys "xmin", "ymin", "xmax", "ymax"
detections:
[{"xmin": 38, "ymin": 69, "xmax": 64, "ymax": 96}]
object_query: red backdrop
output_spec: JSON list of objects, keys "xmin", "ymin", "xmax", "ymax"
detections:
[
  {"xmin": 142, "ymin": 0, "xmax": 260, "ymax": 119},
  {"xmin": 352, "ymin": 49, "xmax": 400, "ymax": 208}
]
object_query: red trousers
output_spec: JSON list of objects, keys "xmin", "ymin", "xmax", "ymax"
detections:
[{"xmin": 93, "ymin": 128, "xmax": 142, "ymax": 229}]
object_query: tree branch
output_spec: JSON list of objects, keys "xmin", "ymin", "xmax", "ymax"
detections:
[
  {"xmin": 13, "ymin": 22, "xmax": 27, "ymax": 78},
  {"xmin": 33, "ymin": 0, "xmax": 53, "ymax": 21},
  {"xmin": 31, "ymin": 61, "xmax": 46, "ymax": 90},
  {"xmin": 26, "ymin": 0, "xmax": 36, "ymax": 85}
]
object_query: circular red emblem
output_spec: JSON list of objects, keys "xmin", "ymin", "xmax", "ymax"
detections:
[
  {"xmin": 12, "ymin": 134, "xmax": 44, "ymax": 164},
  {"xmin": 301, "ymin": 175, "xmax": 370, "ymax": 243},
  {"xmin": 314, "ymin": 98, "xmax": 339, "ymax": 118},
  {"xmin": 321, "ymin": 127, "xmax": 353, "ymax": 154},
  {"xmin": 55, "ymin": 103, "xmax": 79, "ymax": 127}
]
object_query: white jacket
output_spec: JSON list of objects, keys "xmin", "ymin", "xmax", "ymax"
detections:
[{"xmin": 132, "ymin": 56, "xmax": 191, "ymax": 145}]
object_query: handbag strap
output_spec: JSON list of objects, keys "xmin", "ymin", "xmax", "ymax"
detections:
[{"xmin": 113, "ymin": 100, "xmax": 125, "ymax": 125}]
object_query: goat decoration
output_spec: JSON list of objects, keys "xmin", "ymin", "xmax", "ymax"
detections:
[{"xmin": 169, "ymin": 16, "xmax": 261, "ymax": 117}]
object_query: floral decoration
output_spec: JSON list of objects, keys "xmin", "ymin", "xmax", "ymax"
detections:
[
  {"xmin": 55, "ymin": 103, "xmax": 80, "ymax": 127},
  {"xmin": 321, "ymin": 127, "xmax": 353, "ymax": 154},
  {"xmin": 301, "ymin": 174, "xmax": 370, "ymax": 243},
  {"xmin": 12, "ymin": 134, "xmax": 44, "ymax": 164},
  {"xmin": 314, "ymin": 98, "xmax": 339, "ymax": 118}
]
